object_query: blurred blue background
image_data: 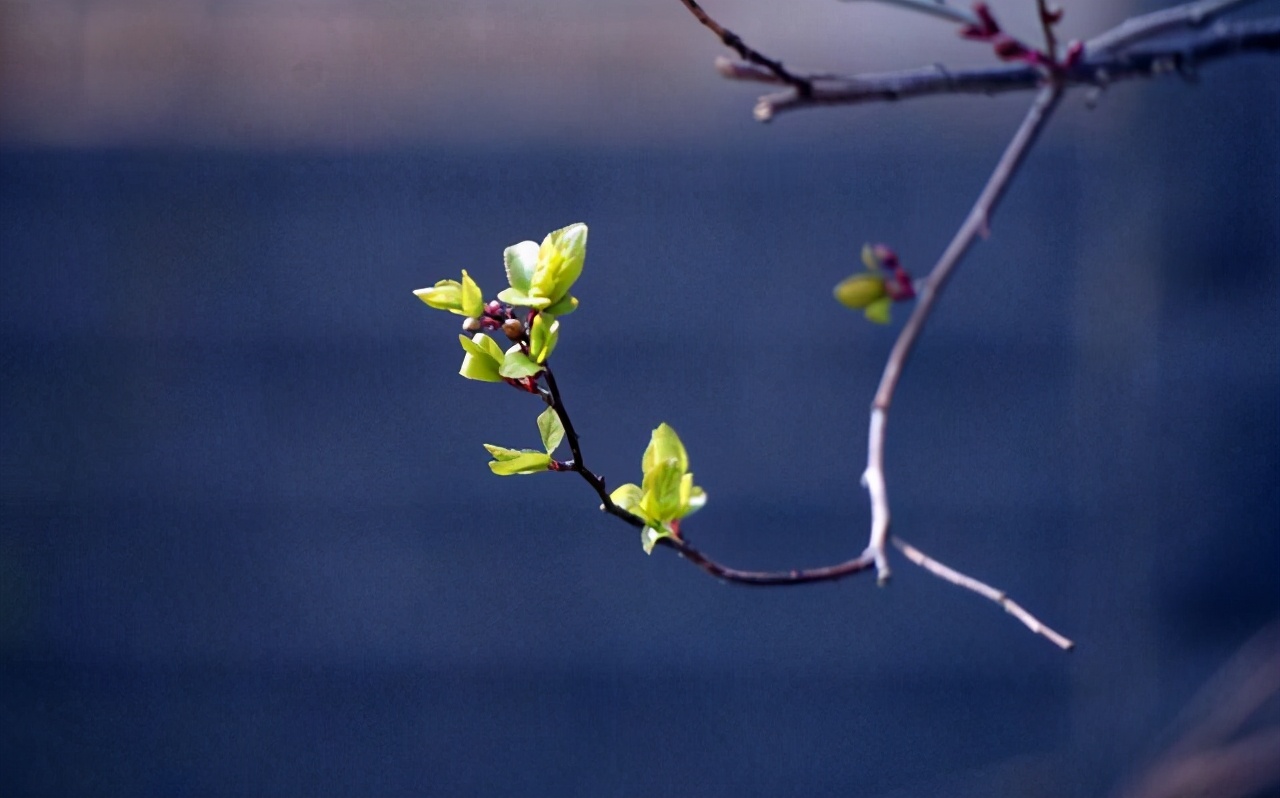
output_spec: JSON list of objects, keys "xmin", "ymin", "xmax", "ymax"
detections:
[{"xmin": 2, "ymin": 1, "xmax": 1278, "ymax": 795}]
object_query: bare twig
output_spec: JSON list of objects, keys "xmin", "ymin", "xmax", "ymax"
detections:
[
  {"xmin": 840, "ymin": 0, "xmax": 981, "ymax": 27},
  {"xmin": 892, "ymin": 536, "xmax": 1075, "ymax": 649},
  {"xmin": 1035, "ymin": 0, "xmax": 1061, "ymax": 62},
  {"xmin": 721, "ymin": 17, "xmax": 1280, "ymax": 120},
  {"xmin": 675, "ymin": 0, "xmax": 812, "ymax": 97},
  {"xmin": 1086, "ymin": 0, "xmax": 1271, "ymax": 55},
  {"xmin": 540, "ymin": 357, "xmax": 1050, "ymax": 606},
  {"xmin": 863, "ymin": 84, "xmax": 1063, "ymax": 586}
]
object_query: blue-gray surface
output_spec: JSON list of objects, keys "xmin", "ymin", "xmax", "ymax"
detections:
[{"xmin": 2, "ymin": 71, "xmax": 1279, "ymax": 796}]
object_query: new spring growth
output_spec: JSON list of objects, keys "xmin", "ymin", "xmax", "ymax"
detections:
[
  {"xmin": 609, "ymin": 424, "xmax": 707, "ymax": 554},
  {"xmin": 833, "ymin": 244, "xmax": 917, "ymax": 324},
  {"xmin": 416, "ymin": 223, "xmax": 708, "ymax": 554},
  {"xmin": 413, "ymin": 223, "xmax": 584, "ymax": 385},
  {"xmin": 959, "ymin": 2, "xmax": 1082, "ymax": 72}
]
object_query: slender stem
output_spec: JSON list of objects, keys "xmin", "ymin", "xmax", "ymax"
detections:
[
  {"xmin": 726, "ymin": 17, "xmax": 1280, "ymax": 120},
  {"xmin": 1035, "ymin": 0, "xmax": 1059, "ymax": 62},
  {"xmin": 862, "ymin": 0, "xmax": 981, "ymax": 27},
  {"xmin": 675, "ymin": 0, "xmax": 812, "ymax": 96},
  {"xmin": 1086, "ymin": 0, "xmax": 1270, "ymax": 55},
  {"xmin": 862, "ymin": 84, "xmax": 1063, "ymax": 587},
  {"xmin": 892, "ymin": 536, "xmax": 1075, "ymax": 649},
  {"xmin": 541, "ymin": 365, "xmax": 646, "ymax": 528},
  {"xmin": 663, "ymin": 539, "xmax": 876, "ymax": 585}
]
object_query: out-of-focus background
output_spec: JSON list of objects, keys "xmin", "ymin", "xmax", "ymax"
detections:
[{"xmin": 2, "ymin": 0, "xmax": 1277, "ymax": 795}]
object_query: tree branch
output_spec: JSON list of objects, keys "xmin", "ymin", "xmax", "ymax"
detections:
[
  {"xmin": 537, "ymin": 320, "xmax": 1070, "ymax": 647},
  {"xmin": 719, "ymin": 17, "xmax": 1280, "ymax": 120},
  {"xmin": 675, "ymin": 0, "xmax": 812, "ymax": 97},
  {"xmin": 863, "ymin": 82, "xmax": 1063, "ymax": 577},
  {"xmin": 1085, "ymin": 0, "xmax": 1270, "ymax": 55},
  {"xmin": 892, "ymin": 536, "xmax": 1075, "ymax": 649}
]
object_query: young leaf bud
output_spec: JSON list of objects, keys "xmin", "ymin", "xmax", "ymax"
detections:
[{"xmin": 502, "ymin": 318, "xmax": 526, "ymax": 341}]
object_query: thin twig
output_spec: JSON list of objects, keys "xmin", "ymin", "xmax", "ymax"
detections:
[
  {"xmin": 722, "ymin": 17, "xmax": 1280, "ymax": 120},
  {"xmin": 675, "ymin": 0, "xmax": 812, "ymax": 97},
  {"xmin": 862, "ymin": 84, "xmax": 1063, "ymax": 589},
  {"xmin": 541, "ymin": 365, "xmax": 647, "ymax": 529},
  {"xmin": 843, "ymin": 0, "xmax": 981, "ymax": 27},
  {"xmin": 1086, "ymin": 0, "xmax": 1270, "ymax": 55},
  {"xmin": 1035, "ymin": 0, "xmax": 1060, "ymax": 62},
  {"xmin": 892, "ymin": 536, "xmax": 1075, "ymax": 649}
]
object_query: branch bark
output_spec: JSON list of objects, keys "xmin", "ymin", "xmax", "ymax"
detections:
[{"xmin": 718, "ymin": 17, "xmax": 1280, "ymax": 120}]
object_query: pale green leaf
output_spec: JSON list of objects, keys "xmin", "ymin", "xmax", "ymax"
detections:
[
  {"xmin": 641, "ymin": 423, "xmax": 688, "ymax": 477},
  {"xmin": 610, "ymin": 483, "xmax": 644, "ymax": 514},
  {"xmin": 641, "ymin": 460, "xmax": 684, "ymax": 523},
  {"xmin": 497, "ymin": 286, "xmax": 552, "ymax": 309},
  {"xmin": 530, "ymin": 223, "xmax": 587, "ymax": 305},
  {"xmin": 641, "ymin": 525, "xmax": 672, "ymax": 555},
  {"xmin": 529, "ymin": 313, "xmax": 560, "ymax": 364},
  {"xmin": 542, "ymin": 293, "xmax": 579, "ymax": 316},
  {"xmin": 499, "ymin": 348, "xmax": 543, "ymax": 379},
  {"xmin": 864, "ymin": 297, "xmax": 893, "ymax": 325},
  {"xmin": 414, "ymin": 280, "xmax": 464, "ymax": 313},
  {"xmin": 488, "ymin": 450, "xmax": 551, "ymax": 476},
  {"xmin": 458, "ymin": 334, "xmax": 503, "ymax": 382},
  {"xmin": 483, "ymin": 444, "xmax": 524, "ymax": 461},
  {"xmin": 537, "ymin": 406, "xmax": 565, "ymax": 456},
  {"xmin": 861, "ymin": 243, "xmax": 881, "ymax": 272},
  {"xmin": 833, "ymin": 273, "xmax": 887, "ymax": 310},
  {"xmin": 460, "ymin": 270, "xmax": 484, "ymax": 318},
  {"xmin": 503, "ymin": 240, "xmax": 539, "ymax": 293}
]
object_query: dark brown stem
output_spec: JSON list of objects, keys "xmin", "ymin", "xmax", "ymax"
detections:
[
  {"xmin": 676, "ymin": 0, "xmax": 812, "ymax": 97},
  {"xmin": 1036, "ymin": 0, "xmax": 1060, "ymax": 62},
  {"xmin": 540, "ymin": 365, "xmax": 877, "ymax": 585},
  {"xmin": 661, "ymin": 539, "xmax": 875, "ymax": 585},
  {"xmin": 540, "ymin": 365, "xmax": 645, "ymax": 529}
]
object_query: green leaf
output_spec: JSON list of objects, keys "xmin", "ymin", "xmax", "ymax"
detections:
[
  {"xmin": 487, "ymin": 449, "xmax": 552, "ymax": 476},
  {"xmin": 460, "ymin": 270, "xmax": 484, "ymax": 318},
  {"xmin": 528, "ymin": 313, "xmax": 560, "ymax": 364},
  {"xmin": 499, "ymin": 348, "xmax": 543, "ymax": 379},
  {"xmin": 542, "ymin": 293, "xmax": 579, "ymax": 317},
  {"xmin": 641, "ymin": 460, "xmax": 684, "ymax": 522},
  {"xmin": 833, "ymin": 273, "xmax": 888, "ymax": 310},
  {"xmin": 503, "ymin": 240, "xmax": 539, "ymax": 293},
  {"xmin": 458, "ymin": 334, "xmax": 503, "ymax": 382},
  {"xmin": 678, "ymin": 473, "xmax": 706, "ymax": 518},
  {"xmin": 861, "ymin": 243, "xmax": 881, "ymax": 272},
  {"xmin": 496, "ymin": 286, "xmax": 552, "ymax": 310},
  {"xmin": 530, "ymin": 223, "xmax": 587, "ymax": 305},
  {"xmin": 483, "ymin": 444, "xmax": 524, "ymax": 461},
  {"xmin": 537, "ymin": 406, "xmax": 565, "ymax": 456},
  {"xmin": 641, "ymin": 423, "xmax": 688, "ymax": 477},
  {"xmin": 414, "ymin": 279, "xmax": 464, "ymax": 313},
  {"xmin": 641, "ymin": 525, "xmax": 673, "ymax": 555},
  {"xmin": 864, "ymin": 297, "xmax": 893, "ymax": 324},
  {"xmin": 610, "ymin": 483, "xmax": 644, "ymax": 515}
]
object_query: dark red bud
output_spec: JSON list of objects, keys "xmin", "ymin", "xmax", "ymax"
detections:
[
  {"xmin": 973, "ymin": 3, "xmax": 1000, "ymax": 35},
  {"xmin": 484, "ymin": 300, "xmax": 504, "ymax": 317},
  {"xmin": 1062, "ymin": 40, "xmax": 1084, "ymax": 69},
  {"xmin": 994, "ymin": 36, "xmax": 1026, "ymax": 60}
]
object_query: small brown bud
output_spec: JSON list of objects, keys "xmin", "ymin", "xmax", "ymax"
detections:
[
  {"xmin": 502, "ymin": 318, "xmax": 526, "ymax": 341},
  {"xmin": 461, "ymin": 317, "xmax": 482, "ymax": 332}
]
